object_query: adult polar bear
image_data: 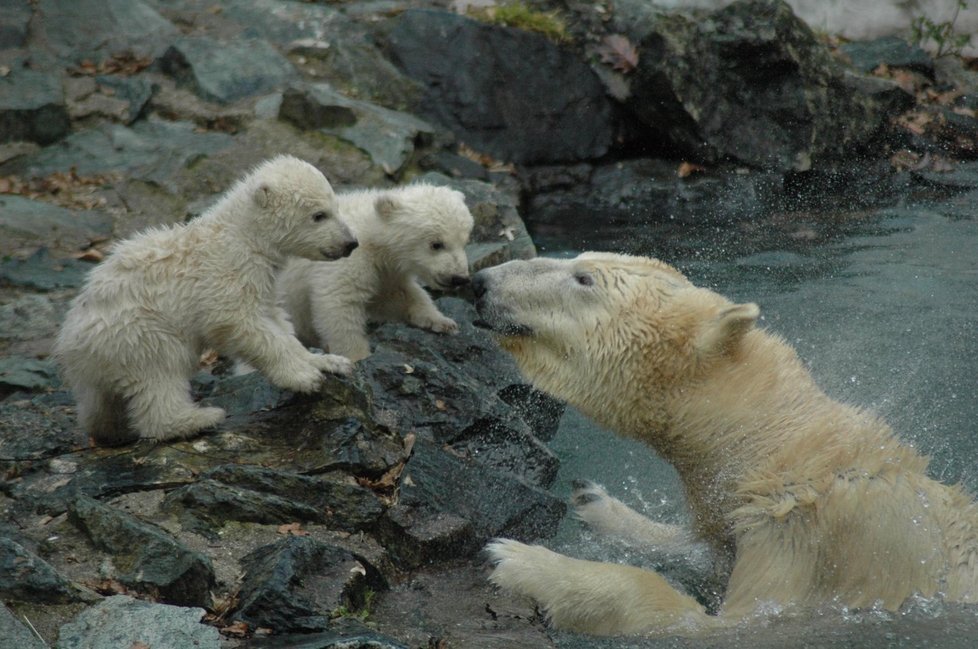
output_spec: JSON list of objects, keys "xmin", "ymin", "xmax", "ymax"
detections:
[
  {"xmin": 472, "ymin": 252, "xmax": 978, "ymax": 635},
  {"xmin": 55, "ymin": 156, "xmax": 358, "ymax": 445}
]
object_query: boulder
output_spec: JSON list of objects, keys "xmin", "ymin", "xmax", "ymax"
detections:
[
  {"xmin": 58, "ymin": 595, "xmax": 220, "ymax": 649},
  {"xmin": 0, "ymin": 537, "xmax": 91, "ymax": 604},
  {"xmin": 0, "ymin": 194, "xmax": 112, "ymax": 257},
  {"xmin": 0, "ymin": 68, "xmax": 70, "ymax": 145},
  {"xmin": 381, "ymin": 9, "xmax": 615, "ymax": 164}
]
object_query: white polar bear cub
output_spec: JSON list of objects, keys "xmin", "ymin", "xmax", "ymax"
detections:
[
  {"xmin": 54, "ymin": 155, "xmax": 359, "ymax": 446},
  {"xmin": 277, "ymin": 183, "xmax": 474, "ymax": 361}
]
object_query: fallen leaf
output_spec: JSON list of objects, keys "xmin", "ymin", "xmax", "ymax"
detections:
[
  {"xmin": 434, "ymin": 399, "xmax": 447, "ymax": 411},
  {"xmin": 403, "ymin": 363, "xmax": 414, "ymax": 374},
  {"xmin": 277, "ymin": 522, "xmax": 309, "ymax": 536},
  {"xmin": 130, "ymin": 643, "xmax": 151, "ymax": 649},
  {"xmin": 220, "ymin": 621, "xmax": 249, "ymax": 637},
  {"xmin": 73, "ymin": 248, "xmax": 105, "ymax": 262},
  {"xmin": 403, "ymin": 431, "xmax": 416, "ymax": 457},
  {"xmin": 596, "ymin": 34, "xmax": 639, "ymax": 73},
  {"xmin": 498, "ymin": 226, "xmax": 516, "ymax": 241},
  {"xmin": 677, "ymin": 161, "xmax": 706, "ymax": 178}
]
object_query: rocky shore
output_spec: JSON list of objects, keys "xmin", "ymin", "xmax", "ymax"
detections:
[{"xmin": 3, "ymin": 1, "xmax": 978, "ymax": 647}]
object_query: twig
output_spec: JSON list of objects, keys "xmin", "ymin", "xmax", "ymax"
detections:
[{"xmin": 22, "ymin": 614, "xmax": 49, "ymax": 647}]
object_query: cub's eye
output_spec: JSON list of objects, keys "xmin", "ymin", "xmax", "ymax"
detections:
[
  {"xmin": 574, "ymin": 273, "xmax": 594, "ymax": 287},
  {"xmin": 431, "ymin": 241, "xmax": 445, "ymax": 251},
  {"xmin": 312, "ymin": 211, "xmax": 329, "ymax": 222}
]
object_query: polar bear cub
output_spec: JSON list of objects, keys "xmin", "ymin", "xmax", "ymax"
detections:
[
  {"xmin": 55, "ymin": 155, "xmax": 359, "ymax": 445},
  {"xmin": 473, "ymin": 252, "xmax": 978, "ymax": 636},
  {"xmin": 277, "ymin": 183, "xmax": 474, "ymax": 361}
]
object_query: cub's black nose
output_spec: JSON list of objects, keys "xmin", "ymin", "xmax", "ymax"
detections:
[
  {"xmin": 342, "ymin": 240, "xmax": 359, "ymax": 257},
  {"xmin": 471, "ymin": 271, "xmax": 488, "ymax": 299},
  {"xmin": 449, "ymin": 274, "xmax": 470, "ymax": 288}
]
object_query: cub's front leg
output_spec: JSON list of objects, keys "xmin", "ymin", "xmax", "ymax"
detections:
[{"xmin": 383, "ymin": 280, "xmax": 459, "ymax": 334}]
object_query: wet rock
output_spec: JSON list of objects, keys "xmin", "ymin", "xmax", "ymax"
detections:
[
  {"xmin": 497, "ymin": 384, "xmax": 565, "ymax": 443},
  {"xmin": 67, "ymin": 495, "xmax": 215, "ymax": 607},
  {"xmin": 382, "ymin": 9, "xmax": 615, "ymax": 164},
  {"xmin": 841, "ymin": 36, "xmax": 934, "ymax": 78},
  {"xmin": 0, "ymin": 357, "xmax": 59, "ymax": 395},
  {"xmin": 619, "ymin": 0, "xmax": 886, "ymax": 171},
  {"xmin": 232, "ymin": 535, "xmax": 386, "ymax": 633},
  {"xmin": 0, "ymin": 194, "xmax": 112, "ymax": 258},
  {"xmin": 160, "ymin": 36, "xmax": 297, "ymax": 104},
  {"xmin": 279, "ymin": 84, "xmax": 439, "ymax": 176},
  {"xmin": 0, "ymin": 118, "xmax": 233, "ymax": 188},
  {"xmin": 57, "ymin": 595, "xmax": 219, "ymax": 649},
  {"xmin": 0, "ymin": 537, "xmax": 92, "ymax": 604},
  {"xmin": 415, "ymin": 172, "xmax": 537, "ymax": 268},
  {"xmin": 378, "ymin": 438, "xmax": 564, "ymax": 568},
  {"xmin": 35, "ymin": 0, "xmax": 179, "ymax": 63},
  {"xmin": 196, "ymin": 371, "xmax": 291, "ymax": 419},
  {"xmin": 244, "ymin": 620, "xmax": 409, "ymax": 649},
  {"xmin": 0, "ymin": 68, "xmax": 70, "ymax": 145},
  {"xmin": 162, "ymin": 464, "xmax": 383, "ymax": 535},
  {"xmin": 0, "ymin": 248, "xmax": 91, "ymax": 291},
  {"xmin": 0, "ymin": 1, "xmax": 32, "ymax": 49}
]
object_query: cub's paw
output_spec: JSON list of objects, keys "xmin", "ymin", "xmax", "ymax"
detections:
[
  {"xmin": 270, "ymin": 363, "xmax": 323, "ymax": 393},
  {"xmin": 416, "ymin": 313, "xmax": 459, "ymax": 334},
  {"xmin": 309, "ymin": 352, "xmax": 354, "ymax": 376}
]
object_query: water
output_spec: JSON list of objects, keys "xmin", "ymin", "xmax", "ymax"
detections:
[{"xmin": 530, "ymin": 197, "xmax": 978, "ymax": 647}]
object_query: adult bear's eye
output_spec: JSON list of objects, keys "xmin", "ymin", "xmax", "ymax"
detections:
[
  {"xmin": 312, "ymin": 211, "xmax": 329, "ymax": 222},
  {"xmin": 574, "ymin": 273, "xmax": 594, "ymax": 287},
  {"xmin": 431, "ymin": 241, "xmax": 445, "ymax": 251}
]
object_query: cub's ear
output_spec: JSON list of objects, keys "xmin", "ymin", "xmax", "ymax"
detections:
[
  {"xmin": 254, "ymin": 183, "xmax": 273, "ymax": 209},
  {"xmin": 374, "ymin": 194, "xmax": 401, "ymax": 220},
  {"xmin": 696, "ymin": 302, "xmax": 759, "ymax": 356}
]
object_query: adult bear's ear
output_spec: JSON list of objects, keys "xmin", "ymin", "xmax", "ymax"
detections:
[
  {"xmin": 696, "ymin": 302, "xmax": 759, "ymax": 356},
  {"xmin": 254, "ymin": 183, "xmax": 272, "ymax": 208},
  {"xmin": 375, "ymin": 194, "xmax": 401, "ymax": 220}
]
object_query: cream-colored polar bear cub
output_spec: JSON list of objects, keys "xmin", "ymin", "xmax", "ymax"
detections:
[
  {"xmin": 473, "ymin": 252, "xmax": 978, "ymax": 636},
  {"xmin": 54, "ymin": 156, "xmax": 359, "ymax": 446},
  {"xmin": 277, "ymin": 184, "xmax": 474, "ymax": 361}
]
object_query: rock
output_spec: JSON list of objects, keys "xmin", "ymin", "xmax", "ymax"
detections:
[
  {"xmin": 244, "ymin": 620, "xmax": 409, "ymax": 649},
  {"xmin": 67, "ymin": 495, "xmax": 215, "ymax": 607},
  {"xmin": 57, "ymin": 595, "xmax": 220, "ymax": 649},
  {"xmin": 196, "ymin": 371, "xmax": 291, "ymax": 419},
  {"xmin": 0, "ymin": 395, "xmax": 83, "ymax": 462},
  {"xmin": 0, "ymin": 357, "xmax": 59, "ymax": 395},
  {"xmin": 0, "ymin": 248, "xmax": 92, "ymax": 291},
  {"xmin": 0, "ymin": 118, "xmax": 233, "ymax": 188},
  {"xmin": 0, "ymin": 537, "xmax": 92, "ymax": 604},
  {"xmin": 0, "ymin": 294, "xmax": 63, "ymax": 345},
  {"xmin": 377, "ymin": 438, "xmax": 564, "ymax": 568},
  {"xmin": 0, "ymin": 68, "xmax": 70, "ymax": 145},
  {"xmin": 162, "ymin": 464, "xmax": 383, "ymax": 536},
  {"xmin": 0, "ymin": 195, "xmax": 112, "ymax": 258},
  {"xmin": 0, "ymin": 603, "xmax": 47, "ymax": 649},
  {"xmin": 381, "ymin": 9, "xmax": 615, "ymax": 164},
  {"xmin": 0, "ymin": 1, "xmax": 31, "ymax": 49},
  {"xmin": 160, "ymin": 36, "xmax": 297, "ymax": 104},
  {"xmin": 619, "ymin": 0, "xmax": 886, "ymax": 171},
  {"xmin": 279, "ymin": 84, "xmax": 439, "ymax": 176},
  {"xmin": 232, "ymin": 535, "xmax": 386, "ymax": 633},
  {"xmin": 841, "ymin": 36, "xmax": 935, "ymax": 78},
  {"xmin": 65, "ymin": 75, "xmax": 155, "ymax": 125},
  {"xmin": 35, "ymin": 0, "xmax": 179, "ymax": 63},
  {"xmin": 496, "ymin": 384, "xmax": 565, "ymax": 443}
]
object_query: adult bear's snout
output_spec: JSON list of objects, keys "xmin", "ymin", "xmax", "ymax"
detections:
[{"xmin": 471, "ymin": 271, "xmax": 489, "ymax": 299}]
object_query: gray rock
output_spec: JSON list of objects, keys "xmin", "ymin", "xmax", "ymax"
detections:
[
  {"xmin": 0, "ymin": 194, "xmax": 112, "ymax": 257},
  {"xmin": 0, "ymin": 395, "xmax": 83, "ymax": 462},
  {"xmin": 35, "ymin": 0, "xmax": 179, "ymax": 62},
  {"xmin": 841, "ymin": 36, "xmax": 934, "ymax": 78},
  {"xmin": 0, "ymin": 294, "xmax": 62, "ymax": 343},
  {"xmin": 57, "ymin": 595, "xmax": 219, "ymax": 649},
  {"xmin": 0, "ymin": 248, "xmax": 91, "ymax": 291},
  {"xmin": 382, "ymin": 9, "xmax": 615, "ymax": 164},
  {"xmin": 0, "ymin": 68, "xmax": 70, "ymax": 145},
  {"xmin": 279, "ymin": 84, "xmax": 438, "ymax": 175},
  {"xmin": 0, "ymin": 603, "xmax": 46, "ymax": 649},
  {"xmin": 0, "ymin": 118, "xmax": 233, "ymax": 188},
  {"xmin": 244, "ymin": 620, "xmax": 409, "ymax": 649},
  {"xmin": 233, "ymin": 535, "xmax": 385, "ymax": 633},
  {"xmin": 67, "ymin": 495, "xmax": 215, "ymax": 607},
  {"xmin": 0, "ymin": 537, "xmax": 91, "ymax": 604},
  {"xmin": 377, "ymin": 438, "xmax": 564, "ymax": 568},
  {"xmin": 160, "ymin": 36, "xmax": 297, "ymax": 104},
  {"xmin": 0, "ymin": 356, "xmax": 59, "ymax": 394},
  {"xmin": 621, "ymin": 0, "xmax": 886, "ymax": 171},
  {"xmin": 0, "ymin": 0, "xmax": 31, "ymax": 49},
  {"xmin": 162, "ymin": 464, "xmax": 383, "ymax": 536}
]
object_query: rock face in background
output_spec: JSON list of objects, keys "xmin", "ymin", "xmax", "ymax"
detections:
[
  {"xmin": 383, "ymin": 9, "xmax": 617, "ymax": 164},
  {"xmin": 620, "ymin": 0, "xmax": 886, "ymax": 171}
]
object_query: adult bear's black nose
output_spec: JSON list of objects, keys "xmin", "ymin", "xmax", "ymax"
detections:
[
  {"xmin": 471, "ymin": 271, "xmax": 488, "ymax": 299},
  {"xmin": 342, "ymin": 240, "xmax": 359, "ymax": 257}
]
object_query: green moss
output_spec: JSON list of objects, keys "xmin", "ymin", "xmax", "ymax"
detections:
[
  {"xmin": 471, "ymin": 2, "xmax": 569, "ymax": 43},
  {"xmin": 331, "ymin": 588, "xmax": 376, "ymax": 623}
]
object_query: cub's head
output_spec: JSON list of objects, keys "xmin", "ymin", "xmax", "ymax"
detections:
[
  {"xmin": 372, "ymin": 185, "xmax": 474, "ymax": 290},
  {"xmin": 472, "ymin": 252, "xmax": 759, "ymax": 423},
  {"xmin": 248, "ymin": 155, "xmax": 358, "ymax": 261}
]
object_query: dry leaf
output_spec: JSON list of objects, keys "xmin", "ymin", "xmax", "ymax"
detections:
[
  {"xmin": 74, "ymin": 248, "xmax": 105, "ymax": 262},
  {"xmin": 403, "ymin": 431, "xmax": 416, "ymax": 457},
  {"xmin": 403, "ymin": 363, "xmax": 414, "ymax": 374},
  {"xmin": 596, "ymin": 34, "xmax": 639, "ymax": 73},
  {"xmin": 277, "ymin": 522, "xmax": 309, "ymax": 536},
  {"xmin": 130, "ymin": 643, "xmax": 151, "ymax": 649},
  {"xmin": 220, "ymin": 621, "xmax": 250, "ymax": 637},
  {"xmin": 434, "ymin": 399, "xmax": 447, "ymax": 411},
  {"xmin": 677, "ymin": 161, "xmax": 706, "ymax": 178}
]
